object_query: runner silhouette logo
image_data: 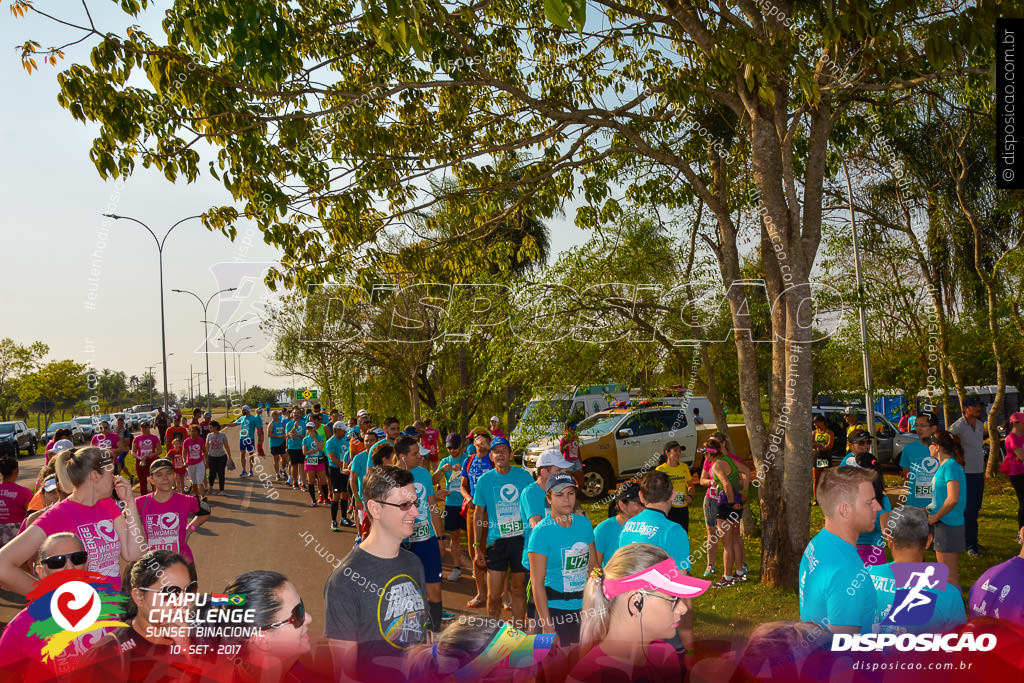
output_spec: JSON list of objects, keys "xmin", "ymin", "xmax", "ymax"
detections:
[{"xmin": 885, "ymin": 563, "xmax": 949, "ymax": 626}]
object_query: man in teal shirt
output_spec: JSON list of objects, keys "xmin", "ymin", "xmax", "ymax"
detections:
[
  {"xmin": 326, "ymin": 421, "xmax": 354, "ymax": 530},
  {"xmin": 899, "ymin": 411, "xmax": 939, "ymax": 508},
  {"xmin": 268, "ymin": 409, "xmax": 288, "ymax": 481},
  {"xmin": 868, "ymin": 505, "xmax": 966, "ymax": 634},
  {"xmin": 799, "ymin": 467, "xmax": 881, "ymax": 635},
  {"xmin": 284, "ymin": 407, "xmax": 306, "ymax": 488},
  {"xmin": 234, "ymin": 405, "xmax": 264, "ymax": 478}
]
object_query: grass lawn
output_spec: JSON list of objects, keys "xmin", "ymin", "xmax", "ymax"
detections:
[{"xmin": 581, "ymin": 473, "xmax": 1023, "ymax": 642}]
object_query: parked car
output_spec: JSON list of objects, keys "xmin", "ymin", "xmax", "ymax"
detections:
[
  {"xmin": 126, "ymin": 413, "xmax": 140, "ymax": 430},
  {"xmin": 0, "ymin": 421, "xmax": 39, "ymax": 458},
  {"xmin": 812, "ymin": 407, "xmax": 917, "ymax": 466},
  {"xmin": 44, "ymin": 421, "xmax": 85, "ymax": 444},
  {"xmin": 524, "ymin": 401, "xmax": 699, "ymax": 500},
  {"xmin": 72, "ymin": 416, "xmax": 97, "ymax": 438}
]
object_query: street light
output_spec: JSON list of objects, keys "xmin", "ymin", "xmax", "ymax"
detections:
[
  {"xmin": 203, "ymin": 319, "xmax": 251, "ymax": 412},
  {"xmin": 104, "ymin": 213, "xmax": 203, "ymax": 413},
  {"xmin": 172, "ymin": 287, "xmax": 236, "ymax": 413},
  {"xmin": 144, "ymin": 354, "xmax": 174, "ymax": 407}
]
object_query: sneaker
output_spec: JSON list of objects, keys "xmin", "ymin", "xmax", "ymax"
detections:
[
  {"xmin": 441, "ymin": 610, "xmax": 456, "ymax": 620},
  {"xmin": 240, "ymin": 471, "xmax": 248, "ymax": 478},
  {"xmin": 340, "ymin": 519, "xmax": 355, "ymax": 528},
  {"xmin": 287, "ymin": 476, "xmax": 294, "ymax": 486},
  {"xmin": 742, "ymin": 562, "xmax": 749, "ymax": 574},
  {"xmin": 967, "ymin": 547, "xmax": 981, "ymax": 557},
  {"xmin": 318, "ymin": 496, "xmax": 328, "ymax": 505},
  {"xmin": 713, "ymin": 576, "xmax": 736, "ymax": 588},
  {"xmin": 331, "ymin": 522, "xmax": 340, "ymax": 532},
  {"xmin": 703, "ymin": 566, "xmax": 715, "ymax": 577},
  {"xmin": 310, "ymin": 501, "xmax": 317, "ymax": 508},
  {"xmin": 735, "ymin": 572, "xmax": 749, "ymax": 582},
  {"xmin": 447, "ymin": 567, "xmax": 463, "ymax": 581}
]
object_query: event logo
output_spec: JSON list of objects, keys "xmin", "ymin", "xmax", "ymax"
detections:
[
  {"xmin": 159, "ymin": 513, "xmax": 180, "ymax": 530},
  {"xmin": 885, "ymin": 563, "xmax": 948, "ymax": 627},
  {"xmin": 94, "ymin": 520, "xmax": 118, "ymax": 544},
  {"xmin": 25, "ymin": 569, "xmax": 127, "ymax": 661},
  {"xmin": 499, "ymin": 484, "xmax": 519, "ymax": 503}
]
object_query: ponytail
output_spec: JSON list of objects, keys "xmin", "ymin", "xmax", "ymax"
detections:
[
  {"xmin": 931, "ymin": 430, "xmax": 965, "ymax": 467},
  {"xmin": 53, "ymin": 446, "xmax": 113, "ymax": 493}
]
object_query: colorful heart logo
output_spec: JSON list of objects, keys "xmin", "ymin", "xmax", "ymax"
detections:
[
  {"xmin": 95, "ymin": 520, "xmax": 117, "ymax": 543},
  {"xmin": 499, "ymin": 484, "xmax": 518, "ymax": 502},
  {"xmin": 51, "ymin": 582, "xmax": 101, "ymax": 632},
  {"xmin": 159, "ymin": 513, "xmax": 179, "ymax": 530},
  {"xmin": 921, "ymin": 457, "xmax": 939, "ymax": 474}
]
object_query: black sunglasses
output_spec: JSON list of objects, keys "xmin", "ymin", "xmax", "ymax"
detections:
[
  {"xmin": 40, "ymin": 551, "xmax": 88, "ymax": 569},
  {"xmin": 267, "ymin": 600, "xmax": 305, "ymax": 629},
  {"xmin": 375, "ymin": 498, "xmax": 420, "ymax": 511}
]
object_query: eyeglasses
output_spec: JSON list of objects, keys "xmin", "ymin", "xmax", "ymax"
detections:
[
  {"xmin": 375, "ymin": 498, "xmax": 420, "ymax": 511},
  {"xmin": 267, "ymin": 600, "xmax": 305, "ymax": 630},
  {"xmin": 638, "ymin": 590, "xmax": 682, "ymax": 610},
  {"xmin": 40, "ymin": 551, "xmax": 88, "ymax": 569},
  {"xmin": 138, "ymin": 581, "xmax": 199, "ymax": 596}
]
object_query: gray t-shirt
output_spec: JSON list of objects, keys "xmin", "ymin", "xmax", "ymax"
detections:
[
  {"xmin": 206, "ymin": 432, "xmax": 228, "ymax": 458},
  {"xmin": 324, "ymin": 546, "xmax": 428, "ymax": 681},
  {"xmin": 950, "ymin": 416, "xmax": 985, "ymax": 474}
]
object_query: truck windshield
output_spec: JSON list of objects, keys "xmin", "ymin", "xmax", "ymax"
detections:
[
  {"xmin": 575, "ymin": 413, "xmax": 624, "ymax": 438},
  {"xmin": 0, "ymin": 424, "xmax": 14, "ymax": 433}
]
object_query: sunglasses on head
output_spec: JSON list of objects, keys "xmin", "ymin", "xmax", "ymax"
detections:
[
  {"xmin": 40, "ymin": 551, "xmax": 88, "ymax": 569},
  {"xmin": 138, "ymin": 580, "xmax": 199, "ymax": 596},
  {"xmin": 375, "ymin": 498, "xmax": 420, "ymax": 511},
  {"xmin": 267, "ymin": 600, "xmax": 305, "ymax": 629}
]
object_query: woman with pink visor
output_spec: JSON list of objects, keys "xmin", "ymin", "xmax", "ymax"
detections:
[{"xmin": 569, "ymin": 542, "xmax": 711, "ymax": 682}]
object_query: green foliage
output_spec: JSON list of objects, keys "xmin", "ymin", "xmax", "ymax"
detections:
[{"xmin": 0, "ymin": 338, "xmax": 49, "ymax": 420}]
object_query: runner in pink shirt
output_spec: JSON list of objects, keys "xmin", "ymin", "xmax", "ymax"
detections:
[
  {"xmin": 0, "ymin": 446, "xmax": 144, "ymax": 594},
  {"xmin": 0, "ymin": 457, "xmax": 33, "ymax": 546},
  {"xmin": 90, "ymin": 421, "xmax": 120, "ymax": 451},
  {"xmin": 182, "ymin": 425, "xmax": 208, "ymax": 501},
  {"xmin": 421, "ymin": 418, "xmax": 440, "ymax": 466},
  {"xmin": 135, "ymin": 458, "xmax": 210, "ymax": 569},
  {"xmin": 131, "ymin": 420, "xmax": 162, "ymax": 496}
]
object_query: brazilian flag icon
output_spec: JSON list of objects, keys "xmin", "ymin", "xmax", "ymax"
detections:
[{"xmin": 229, "ymin": 594, "xmax": 246, "ymax": 606}]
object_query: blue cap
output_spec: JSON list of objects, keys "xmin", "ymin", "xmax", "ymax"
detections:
[
  {"xmin": 373, "ymin": 428, "xmax": 386, "ymax": 438},
  {"xmin": 402, "ymin": 426, "xmax": 420, "ymax": 437},
  {"xmin": 490, "ymin": 435, "xmax": 510, "ymax": 450}
]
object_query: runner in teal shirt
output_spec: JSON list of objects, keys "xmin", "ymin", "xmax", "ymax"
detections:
[
  {"xmin": 799, "ymin": 528, "xmax": 877, "ymax": 633},
  {"xmin": 285, "ymin": 415, "xmax": 306, "ymax": 450},
  {"xmin": 268, "ymin": 414, "xmax": 287, "ymax": 448},
  {"xmin": 929, "ymin": 457, "xmax": 967, "ymax": 526},
  {"xmin": 473, "ymin": 466, "xmax": 534, "ymax": 546},
  {"xmin": 900, "ymin": 439, "xmax": 940, "ymax": 508},
  {"xmin": 435, "ymin": 452, "xmax": 467, "ymax": 508},
  {"xmin": 408, "ymin": 465, "xmax": 437, "ymax": 542},
  {"xmin": 618, "ymin": 508, "xmax": 691, "ymax": 571},
  {"xmin": 593, "ymin": 517, "xmax": 625, "ymax": 566},
  {"xmin": 528, "ymin": 513, "xmax": 595, "ymax": 611},
  {"xmin": 519, "ymin": 480, "xmax": 548, "ymax": 570},
  {"xmin": 350, "ymin": 450, "xmax": 370, "ymax": 499}
]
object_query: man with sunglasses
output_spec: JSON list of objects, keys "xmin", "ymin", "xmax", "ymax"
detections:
[
  {"xmin": 0, "ymin": 533, "xmax": 108, "ymax": 678},
  {"xmin": 840, "ymin": 429, "xmax": 873, "ymax": 467},
  {"xmin": 325, "ymin": 465, "xmax": 428, "ymax": 683}
]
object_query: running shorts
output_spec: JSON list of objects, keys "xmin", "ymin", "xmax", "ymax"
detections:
[
  {"xmin": 270, "ymin": 443, "xmax": 286, "ymax": 456},
  {"xmin": 187, "ymin": 462, "xmax": 206, "ymax": 484},
  {"xmin": 329, "ymin": 467, "xmax": 349, "ymax": 494},
  {"xmin": 444, "ymin": 504, "xmax": 466, "ymax": 532},
  {"xmin": 288, "ymin": 448, "xmax": 304, "ymax": 465},
  {"xmin": 239, "ymin": 437, "xmax": 255, "ymax": 453},
  {"xmin": 404, "ymin": 537, "xmax": 442, "ymax": 583},
  {"xmin": 485, "ymin": 536, "xmax": 527, "ymax": 573}
]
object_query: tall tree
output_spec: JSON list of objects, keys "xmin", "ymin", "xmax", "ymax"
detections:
[{"xmin": 0, "ymin": 338, "xmax": 49, "ymax": 420}]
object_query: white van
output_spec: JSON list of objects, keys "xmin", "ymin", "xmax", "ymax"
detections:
[{"xmin": 511, "ymin": 384, "xmax": 630, "ymax": 451}]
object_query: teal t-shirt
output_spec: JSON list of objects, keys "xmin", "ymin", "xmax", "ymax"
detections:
[
  {"xmin": 868, "ymin": 562, "xmax": 967, "ymax": 634},
  {"xmin": 901, "ymin": 440, "xmax": 940, "ymax": 508},
  {"xmin": 268, "ymin": 417, "xmax": 287, "ymax": 447},
  {"xmin": 519, "ymin": 481, "xmax": 547, "ymax": 570},
  {"xmin": 929, "ymin": 458, "xmax": 966, "ymax": 526},
  {"xmin": 594, "ymin": 516, "xmax": 625, "ymax": 566},
  {"xmin": 285, "ymin": 419, "xmax": 306, "ymax": 450},
  {"xmin": 436, "ymin": 455, "xmax": 467, "ymax": 507},
  {"xmin": 408, "ymin": 466, "xmax": 436, "ymax": 542},
  {"xmin": 799, "ymin": 528, "xmax": 877, "ymax": 633},
  {"xmin": 840, "ymin": 453, "xmax": 857, "ymax": 467},
  {"xmin": 325, "ymin": 435, "xmax": 348, "ymax": 469},
  {"xmin": 301, "ymin": 435, "xmax": 324, "ymax": 466},
  {"xmin": 350, "ymin": 450, "xmax": 370, "ymax": 497},
  {"xmin": 236, "ymin": 414, "xmax": 263, "ymax": 440},
  {"xmin": 857, "ymin": 495, "xmax": 892, "ymax": 547},
  {"xmin": 527, "ymin": 514, "xmax": 595, "ymax": 610},
  {"xmin": 472, "ymin": 467, "xmax": 535, "ymax": 546},
  {"xmin": 617, "ymin": 508, "xmax": 691, "ymax": 571}
]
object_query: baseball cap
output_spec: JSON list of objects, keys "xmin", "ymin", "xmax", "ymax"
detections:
[
  {"xmin": 544, "ymin": 472, "xmax": 576, "ymax": 492},
  {"xmin": 445, "ymin": 433, "xmax": 463, "ymax": 449},
  {"xmin": 373, "ymin": 428, "xmax": 386, "ymax": 438},
  {"xmin": 613, "ymin": 480, "xmax": 642, "ymax": 503},
  {"xmin": 139, "ymin": 420, "xmax": 150, "ymax": 427},
  {"xmin": 305, "ymin": 423, "xmax": 317, "ymax": 430},
  {"xmin": 663, "ymin": 440, "xmax": 681, "ymax": 452},
  {"xmin": 848, "ymin": 429, "xmax": 871, "ymax": 442},
  {"xmin": 963, "ymin": 395, "xmax": 982, "ymax": 407},
  {"xmin": 150, "ymin": 458, "xmax": 174, "ymax": 473},
  {"xmin": 241, "ymin": 405, "xmax": 250, "ymax": 413},
  {"xmin": 1010, "ymin": 412, "xmax": 1024, "ymax": 423},
  {"xmin": 490, "ymin": 416, "xmax": 499, "ymax": 423},
  {"xmin": 843, "ymin": 406, "xmax": 856, "ymax": 415},
  {"xmin": 51, "ymin": 439, "xmax": 74, "ymax": 454},
  {"xmin": 333, "ymin": 421, "xmax": 347, "ymax": 431},
  {"xmin": 536, "ymin": 448, "xmax": 571, "ymax": 469},
  {"xmin": 403, "ymin": 426, "xmax": 420, "ymax": 437},
  {"xmin": 489, "ymin": 435, "xmax": 510, "ymax": 450},
  {"xmin": 356, "ymin": 409, "xmax": 369, "ymax": 417},
  {"xmin": 472, "ymin": 427, "xmax": 493, "ymax": 439}
]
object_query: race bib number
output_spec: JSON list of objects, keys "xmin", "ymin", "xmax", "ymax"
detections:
[
  {"xmin": 915, "ymin": 482, "xmax": 933, "ymax": 499},
  {"xmin": 410, "ymin": 520, "xmax": 431, "ymax": 541},
  {"xmin": 498, "ymin": 519, "xmax": 523, "ymax": 538},
  {"xmin": 562, "ymin": 544, "xmax": 590, "ymax": 592},
  {"xmin": 305, "ymin": 452, "xmax": 322, "ymax": 465},
  {"xmin": 816, "ymin": 458, "xmax": 829, "ymax": 468},
  {"xmin": 672, "ymin": 490, "xmax": 687, "ymax": 506}
]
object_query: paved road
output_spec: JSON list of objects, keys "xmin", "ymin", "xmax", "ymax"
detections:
[{"xmin": 0, "ymin": 423, "xmax": 483, "ymax": 641}]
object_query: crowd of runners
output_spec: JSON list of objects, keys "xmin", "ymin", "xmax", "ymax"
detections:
[{"xmin": 0, "ymin": 396, "xmax": 1023, "ymax": 681}]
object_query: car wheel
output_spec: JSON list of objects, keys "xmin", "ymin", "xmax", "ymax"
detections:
[{"xmin": 580, "ymin": 459, "xmax": 614, "ymax": 501}]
